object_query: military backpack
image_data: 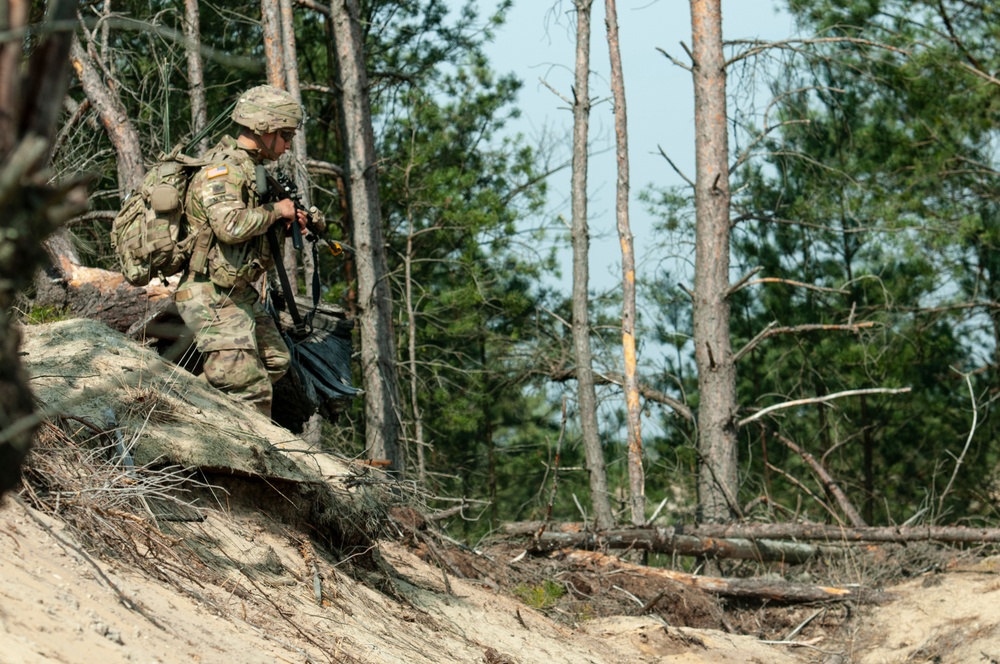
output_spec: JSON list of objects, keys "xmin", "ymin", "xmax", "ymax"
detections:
[{"xmin": 111, "ymin": 145, "xmax": 218, "ymax": 287}]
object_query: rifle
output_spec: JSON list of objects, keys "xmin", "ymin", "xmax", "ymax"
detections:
[
  {"xmin": 270, "ymin": 172, "xmax": 356, "ymax": 258},
  {"xmin": 255, "ymin": 167, "xmax": 353, "ymax": 337}
]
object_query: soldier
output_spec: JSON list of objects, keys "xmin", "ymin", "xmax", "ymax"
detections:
[{"xmin": 174, "ymin": 85, "xmax": 309, "ymax": 418}]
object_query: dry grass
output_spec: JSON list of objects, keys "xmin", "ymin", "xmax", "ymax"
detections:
[{"xmin": 19, "ymin": 417, "xmax": 216, "ymax": 590}]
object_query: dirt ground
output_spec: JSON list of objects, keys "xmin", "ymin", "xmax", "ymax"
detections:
[
  {"xmin": 5, "ymin": 318, "xmax": 1000, "ymax": 664},
  {"xmin": 4, "ymin": 497, "xmax": 1000, "ymax": 664}
]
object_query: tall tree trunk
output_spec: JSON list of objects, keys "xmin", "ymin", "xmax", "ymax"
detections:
[
  {"xmin": 0, "ymin": 0, "xmax": 88, "ymax": 497},
  {"xmin": 183, "ymin": 0, "xmax": 209, "ymax": 154},
  {"xmin": 329, "ymin": 0, "xmax": 403, "ymax": 472},
  {"xmin": 69, "ymin": 37, "xmax": 143, "ymax": 198},
  {"xmin": 571, "ymin": 0, "xmax": 614, "ymax": 530},
  {"xmin": 604, "ymin": 0, "xmax": 644, "ymax": 526},
  {"xmin": 261, "ymin": 0, "xmax": 285, "ymax": 88},
  {"xmin": 405, "ymin": 210, "xmax": 427, "ymax": 485},
  {"xmin": 279, "ymin": 0, "xmax": 317, "ymax": 298},
  {"xmin": 260, "ymin": 0, "xmax": 299, "ymax": 282},
  {"xmin": 690, "ymin": 0, "xmax": 738, "ymax": 523}
]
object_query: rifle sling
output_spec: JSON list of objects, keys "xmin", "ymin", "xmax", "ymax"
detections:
[{"xmin": 266, "ymin": 225, "xmax": 306, "ymax": 334}]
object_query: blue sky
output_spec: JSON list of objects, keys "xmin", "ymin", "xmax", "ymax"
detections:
[{"xmin": 479, "ymin": 0, "xmax": 798, "ymax": 291}]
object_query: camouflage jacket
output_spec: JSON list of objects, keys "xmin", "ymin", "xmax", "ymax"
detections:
[{"xmin": 185, "ymin": 135, "xmax": 285, "ymax": 290}]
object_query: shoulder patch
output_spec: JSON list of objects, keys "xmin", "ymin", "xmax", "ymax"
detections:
[{"xmin": 206, "ymin": 164, "xmax": 229, "ymax": 179}]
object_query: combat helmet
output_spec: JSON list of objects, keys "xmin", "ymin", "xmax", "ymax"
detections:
[{"xmin": 231, "ymin": 85, "xmax": 303, "ymax": 134}]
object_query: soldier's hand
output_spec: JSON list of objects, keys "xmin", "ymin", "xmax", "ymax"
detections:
[
  {"xmin": 274, "ymin": 198, "xmax": 308, "ymax": 232},
  {"xmin": 274, "ymin": 198, "xmax": 297, "ymax": 220}
]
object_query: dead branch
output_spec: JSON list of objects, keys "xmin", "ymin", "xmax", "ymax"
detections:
[
  {"xmin": 549, "ymin": 367, "xmax": 694, "ymax": 423},
  {"xmin": 556, "ymin": 549, "xmax": 890, "ymax": 605},
  {"xmin": 679, "ymin": 522, "xmax": 1000, "ymax": 544},
  {"xmin": 734, "ymin": 322, "xmax": 875, "ymax": 362},
  {"xmin": 765, "ymin": 460, "xmax": 844, "ymax": 526},
  {"xmin": 774, "ymin": 432, "xmax": 866, "ymax": 527},
  {"xmin": 738, "ymin": 387, "xmax": 912, "ymax": 427},
  {"xmin": 938, "ymin": 370, "xmax": 978, "ymax": 516},
  {"xmin": 732, "ymin": 277, "xmax": 850, "ymax": 296},
  {"xmin": 724, "ymin": 36, "xmax": 911, "ymax": 68}
]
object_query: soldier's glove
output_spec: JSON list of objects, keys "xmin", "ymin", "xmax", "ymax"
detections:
[{"xmin": 308, "ymin": 206, "xmax": 326, "ymax": 234}]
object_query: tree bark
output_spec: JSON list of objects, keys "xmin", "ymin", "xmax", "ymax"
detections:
[
  {"xmin": 680, "ymin": 522, "xmax": 1000, "ymax": 544},
  {"xmin": 0, "ymin": 0, "xmax": 88, "ymax": 497},
  {"xmin": 570, "ymin": 0, "xmax": 614, "ymax": 531},
  {"xmin": 604, "ymin": 0, "xmax": 644, "ymax": 526},
  {"xmin": 69, "ymin": 37, "xmax": 144, "ymax": 198},
  {"xmin": 183, "ymin": 0, "xmax": 209, "ymax": 154},
  {"xmin": 506, "ymin": 520, "xmax": 1000, "ymax": 544},
  {"xmin": 329, "ymin": 0, "xmax": 403, "ymax": 472},
  {"xmin": 557, "ymin": 549, "xmax": 890, "ymax": 604},
  {"xmin": 0, "ymin": 0, "xmax": 27, "ymax": 159},
  {"xmin": 690, "ymin": 0, "xmax": 738, "ymax": 523},
  {"xmin": 261, "ymin": 0, "xmax": 286, "ymax": 88},
  {"xmin": 33, "ymin": 243, "xmax": 177, "ymax": 337}
]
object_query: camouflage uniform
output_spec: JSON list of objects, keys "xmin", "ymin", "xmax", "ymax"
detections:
[{"xmin": 174, "ymin": 86, "xmax": 302, "ymax": 416}]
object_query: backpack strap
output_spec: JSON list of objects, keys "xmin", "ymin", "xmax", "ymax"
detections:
[{"xmin": 178, "ymin": 145, "xmax": 254, "ymax": 275}]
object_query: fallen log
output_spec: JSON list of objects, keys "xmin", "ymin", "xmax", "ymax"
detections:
[
  {"xmin": 505, "ymin": 520, "xmax": 1000, "ymax": 546},
  {"xmin": 33, "ymin": 234, "xmax": 177, "ymax": 336},
  {"xmin": 556, "ymin": 549, "xmax": 891, "ymax": 605},
  {"xmin": 502, "ymin": 522, "xmax": 838, "ymax": 564},
  {"xmin": 678, "ymin": 523, "xmax": 1000, "ymax": 544}
]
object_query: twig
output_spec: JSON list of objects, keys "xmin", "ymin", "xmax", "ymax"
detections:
[
  {"xmin": 644, "ymin": 497, "xmax": 669, "ymax": 527},
  {"xmin": 613, "ymin": 584, "xmax": 645, "ymax": 607},
  {"xmin": 572, "ymin": 493, "xmax": 589, "ymax": 528},
  {"xmin": 938, "ymin": 370, "xmax": 978, "ymax": 516},
  {"xmin": 12, "ymin": 495, "xmax": 168, "ymax": 631},
  {"xmin": 536, "ymin": 398, "xmax": 567, "ymax": 541},
  {"xmin": 655, "ymin": 47, "xmax": 692, "ymax": 72},
  {"xmin": 775, "ymin": 432, "xmax": 866, "ymax": 527},
  {"xmin": 640, "ymin": 589, "xmax": 667, "ymax": 614},
  {"xmin": 737, "ymin": 277, "xmax": 849, "ymax": 295},
  {"xmin": 538, "ymin": 77, "xmax": 572, "ymax": 106},
  {"xmin": 783, "ymin": 608, "xmax": 825, "ymax": 642},
  {"xmin": 738, "ymin": 387, "xmax": 912, "ymax": 427},
  {"xmin": 764, "ymin": 462, "xmax": 844, "ymax": 526},
  {"xmin": 727, "ymin": 266, "xmax": 765, "ymax": 295},
  {"xmin": 657, "ymin": 145, "xmax": 695, "ymax": 187}
]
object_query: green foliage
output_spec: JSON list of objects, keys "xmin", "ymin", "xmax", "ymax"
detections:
[
  {"xmin": 19, "ymin": 304, "xmax": 71, "ymax": 325},
  {"xmin": 513, "ymin": 580, "xmax": 564, "ymax": 610}
]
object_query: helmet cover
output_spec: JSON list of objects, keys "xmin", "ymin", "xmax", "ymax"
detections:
[{"xmin": 231, "ymin": 85, "xmax": 303, "ymax": 134}]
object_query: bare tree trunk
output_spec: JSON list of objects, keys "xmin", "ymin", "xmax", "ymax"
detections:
[
  {"xmin": 329, "ymin": 0, "xmax": 403, "ymax": 472},
  {"xmin": 0, "ymin": 0, "xmax": 27, "ymax": 158},
  {"xmin": 569, "ymin": 0, "xmax": 614, "ymax": 531},
  {"xmin": 69, "ymin": 37, "xmax": 144, "ymax": 198},
  {"xmin": 405, "ymin": 215, "xmax": 427, "ymax": 485},
  {"xmin": 690, "ymin": 0, "xmax": 738, "ymax": 524},
  {"xmin": 183, "ymin": 0, "xmax": 209, "ymax": 154},
  {"xmin": 261, "ymin": 0, "xmax": 286, "ymax": 88},
  {"xmin": 279, "ymin": 0, "xmax": 317, "ymax": 303},
  {"xmin": 604, "ymin": 0, "xmax": 643, "ymax": 526},
  {"xmin": 0, "ymin": 0, "xmax": 88, "ymax": 497}
]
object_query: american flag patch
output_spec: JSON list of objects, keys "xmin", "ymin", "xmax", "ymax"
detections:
[{"xmin": 206, "ymin": 164, "xmax": 229, "ymax": 179}]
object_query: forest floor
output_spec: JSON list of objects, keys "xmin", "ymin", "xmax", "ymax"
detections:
[{"xmin": 3, "ymin": 318, "xmax": 1000, "ymax": 664}]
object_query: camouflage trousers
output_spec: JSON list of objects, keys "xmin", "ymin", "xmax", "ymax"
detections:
[{"xmin": 175, "ymin": 274, "xmax": 289, "ymax": 415}]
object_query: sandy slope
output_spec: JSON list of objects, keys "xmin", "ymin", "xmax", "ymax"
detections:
[
  {"xmin": 5, "ymin": 318, "xmax": 1000, "ymax": 664},
  {"xmin": 0, "ymin": 497, "xmax": 812, "ymax": 664}
]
